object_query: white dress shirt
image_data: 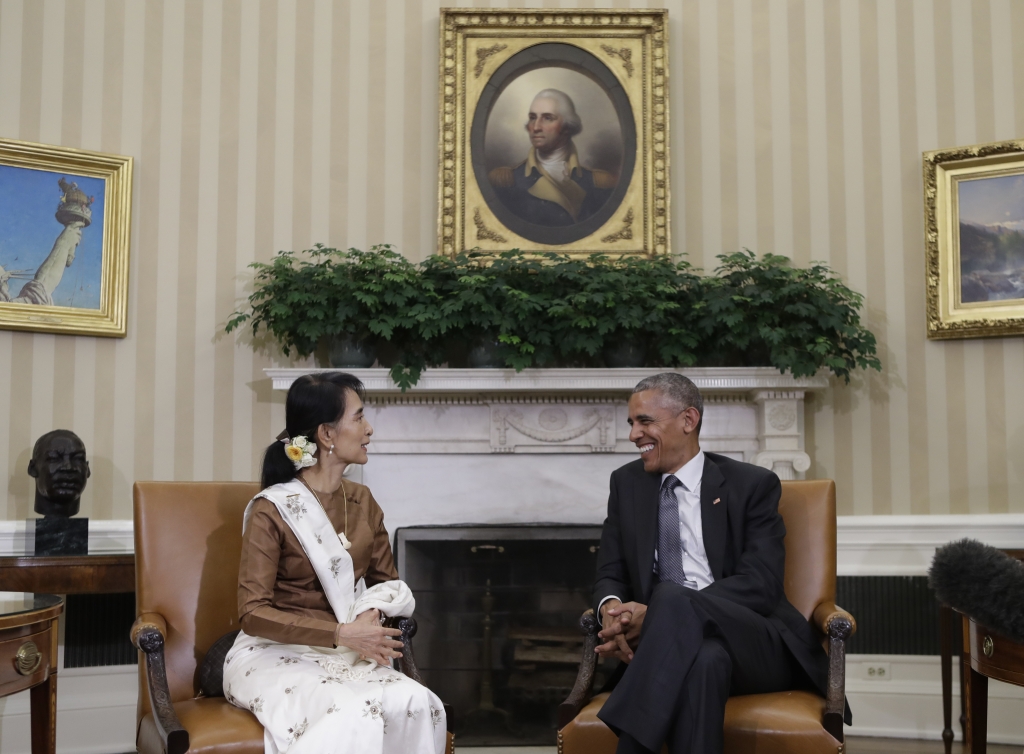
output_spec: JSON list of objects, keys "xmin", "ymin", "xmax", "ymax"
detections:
[
  {"xmin": 536, "ymin": 144, "xmax": 571, "ymax": 183},
  {"xmin": 599, "ymin": 451, "xmax": 715, "ymax": 615}
]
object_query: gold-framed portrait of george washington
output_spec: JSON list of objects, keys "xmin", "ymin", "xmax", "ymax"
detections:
[
  {"xmin": 438, "ymin": 9, "xmax": 669, "ymax": 258},
  {"xmin": 0, "ymin": 137, "xmax": 132, "ymax": 337}
]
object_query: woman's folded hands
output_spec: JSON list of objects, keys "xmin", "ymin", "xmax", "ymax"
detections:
[{"xmin": 334, "ymin": 608, "xmax": 404, "ymax": 666}]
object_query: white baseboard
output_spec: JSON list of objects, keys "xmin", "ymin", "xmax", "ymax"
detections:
[{"xmin": 846, "ymin": 655, "xmax": 1024, "ymax": 745}]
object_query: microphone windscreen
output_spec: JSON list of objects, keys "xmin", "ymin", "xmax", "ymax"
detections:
[{"xmin": 928, "ymin": 538, "xmax": 1024, "ymax": 643}]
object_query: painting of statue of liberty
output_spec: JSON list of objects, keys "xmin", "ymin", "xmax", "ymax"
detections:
[{"xmin": 0, "ymin": 165, "xmax": 105, "ymax": 309}]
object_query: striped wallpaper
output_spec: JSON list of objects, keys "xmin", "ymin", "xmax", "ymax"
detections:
[{"xmin": 0, "ymin": 0, "xmax": 1021, "ymax": 520}]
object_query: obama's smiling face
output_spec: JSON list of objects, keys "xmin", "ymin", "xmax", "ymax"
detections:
[{"xmin": 627, "ymin": 389, "xmax": 701, "ymax": 475}]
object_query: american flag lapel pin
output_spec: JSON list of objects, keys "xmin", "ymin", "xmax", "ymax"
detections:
[{"xmin": 713, "ymin": 497, "xmax": 721, "ymax": 505}]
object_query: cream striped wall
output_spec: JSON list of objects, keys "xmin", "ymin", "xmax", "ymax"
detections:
[{"xmin": 0, "ymin": 0, "xmax": 1021, "ymax": 520}]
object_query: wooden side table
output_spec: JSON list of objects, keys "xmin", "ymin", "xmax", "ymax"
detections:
[
  {"xmin": 0, "ymin": 593, "xmax": 63, "ymax": 754},
  {"xmin": 940, "ymin": 548, "xmax": 1024, "ymax": 754},
  {"xmin": 0, "ymin": 554, "xmax": 134, "ymax": 594},
  {"xmin": 963, "ymin": 615, "xmax": 1024, "ymax": 754}
]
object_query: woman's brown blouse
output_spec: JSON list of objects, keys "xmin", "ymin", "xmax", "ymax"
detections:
[{"xmin": 237, "ymin": 478, "xmax": 398, "ymax": 648}]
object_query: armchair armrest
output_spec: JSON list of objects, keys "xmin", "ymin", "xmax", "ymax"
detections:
[
  {"xmin": 813, "ymin": 602, "xmax": 857, "ymax": 638},
  {"xmin": 131, "ymin": 613, "xmax": 189, "ymax": 754},
  {"xmin": 557, "ymin": 609, "xmax": 602, "ymax": 729},
  {"xmin": 386, "ymin": 616, "xmax": 423, "ymax": 685},
  {"xmin": 385, "ymin": 616, "xmax": 454, "ymax": 734},
  {"xmin": 812, "ymin": 601, "xmax": 855, "ymax": 743}
]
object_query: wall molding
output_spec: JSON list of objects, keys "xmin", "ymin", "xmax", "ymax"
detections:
[
  {"xmin": 4, "ymin": 514, "xmax": 1020, "ymax": 575},
  {"xmin": 0, "ymin": 519, "xmax": 134, "ymax": 555},
  {"xmin": 836, "ymin": 513, "xmax": 1024, "ymax": 576}
]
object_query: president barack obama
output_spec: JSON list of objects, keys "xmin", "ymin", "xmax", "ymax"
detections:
[{"xmin": 592, "ymin": 373, "xmax": 841, "ymax": 753}]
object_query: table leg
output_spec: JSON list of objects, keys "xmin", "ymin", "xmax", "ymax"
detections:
[
  {"xmin": 29, "ymin": 671, "xmax": 57, "ymax": 754},
  {"xmin": 941, "ymin": 604, "xmax": 954, "ymax": 754},
  {"xmin": 958, "ymin": 616, "xmax": 967, "ymax": 743},
  {"xmin": 964, "ymin": 661, "xmax": 988, "ymax": 754}
]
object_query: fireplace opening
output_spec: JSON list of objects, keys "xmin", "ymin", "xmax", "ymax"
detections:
[{"xmin": 395, "ymin": 524, "xmax": 611, "ymax": 746}]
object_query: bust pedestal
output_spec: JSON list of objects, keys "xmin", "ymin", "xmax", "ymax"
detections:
[{"xmin": 31, "ymin": 518, "xmax": 88, "ymax": 556}]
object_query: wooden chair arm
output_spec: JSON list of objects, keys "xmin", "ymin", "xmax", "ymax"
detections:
[
  {"xmin": 385, "ymin": 616, "xmax": 454, "ymax": 733},
  {"xmin": 557, "ymin": 609, "xmax": 602, "ymax": 729},
  {"xmin": 131, "ymin": 612, "xmax": 167, "ymax": 647},
  {"xmin": 813, "ymin": 602, "xmax": 857, "ymax": 638},
  {"xmin": 386, "ymin": 616, "xmax": 423, "ymax": 684},
  {"xmin": 131, "ymin": 613, "xmax": 189, "ymax": 754},
  {"xmin": 813, "ymin": 602, "xmax": 855, "ymax": 743}
]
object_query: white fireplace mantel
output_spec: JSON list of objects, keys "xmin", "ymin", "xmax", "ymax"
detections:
[
  {"xmin": 267, "ymin": 367, "xmax": 829, "ymax": 481},
  {"xmin": 266, "ymin": 366, "xmax": 829, "ymax": 395}
]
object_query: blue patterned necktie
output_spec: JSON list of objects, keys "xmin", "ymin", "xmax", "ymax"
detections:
[{"xmin": 657, "ymin": 475, "xmax": 687, "ymax": 585}]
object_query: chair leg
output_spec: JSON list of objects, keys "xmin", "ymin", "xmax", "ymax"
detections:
[{"xmin": 965, "ymin": 662, "xmax": 988, "ymax": 754}]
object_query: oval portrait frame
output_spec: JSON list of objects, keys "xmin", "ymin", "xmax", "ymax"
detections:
[{"xmin": 471, "ymin": 43, "xmax": 637, "ymax": 247}]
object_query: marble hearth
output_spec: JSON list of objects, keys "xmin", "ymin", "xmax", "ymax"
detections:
[{"xmin": 267, "ymin": 368, "xmax": 828, "ymax": 534}]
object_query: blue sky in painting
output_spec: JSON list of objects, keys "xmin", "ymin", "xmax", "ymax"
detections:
[
  {"xmin": 958, "ymin": 172, "xmax": 1024, "ymax": 227},
  {"xmin": 0, "ymin": 165, "xmax": 105, "ymax": 309}
]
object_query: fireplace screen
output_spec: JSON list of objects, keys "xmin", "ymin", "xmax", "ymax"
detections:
[{"xmin": 395, "ymin": 524, "xmax": 610, "ymax": 746}]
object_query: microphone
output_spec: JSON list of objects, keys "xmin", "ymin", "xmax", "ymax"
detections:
[{"xmin": 928, "ymin": 538, "xmax": 1024, "ymax": 642}]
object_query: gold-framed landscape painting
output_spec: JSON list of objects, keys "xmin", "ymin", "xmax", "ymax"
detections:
[
  {"xmin": 925, "ymin": 139, "xmax": 1024, "ymax": 339},
  {"xmin": 438, "ymin": 9, "xmax": 669, "ymax": 258},
  {"xmin": 0, "ymin": 137, "xmax": 132, "ymax": 337}
]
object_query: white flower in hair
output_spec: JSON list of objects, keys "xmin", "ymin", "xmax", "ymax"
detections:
[{"xmin": 284, "ymin": 436, "xmax": 319, "ymax": 470}]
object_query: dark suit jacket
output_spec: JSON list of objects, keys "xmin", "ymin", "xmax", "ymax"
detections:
[
  {"xmin": 594, "ymin": 452, "xmax": 849, "ymax": 723},
  {"xmin": 492, "ymin": 162, "xmax": 613, "ymax": 226}
]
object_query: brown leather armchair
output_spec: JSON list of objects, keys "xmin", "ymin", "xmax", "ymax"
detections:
[
  {"xmin": 557, "ymin": 479, "xmax": 855, "ymax": 754},
  {"xmin": 130, "ymin": 481, "xmax": 454, "ymax": 754}
]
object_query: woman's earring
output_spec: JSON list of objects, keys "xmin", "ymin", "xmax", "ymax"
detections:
[{"xmin": 329, "ymin": 444, "xmax": 334, "ymax": 455}]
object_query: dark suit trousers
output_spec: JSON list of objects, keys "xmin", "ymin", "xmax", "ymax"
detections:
[{"xmin": 598, "ymin": 581, "xmax": 802, "ymax": 754}]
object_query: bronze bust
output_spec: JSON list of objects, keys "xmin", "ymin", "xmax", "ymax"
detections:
[{"xmin": 28, "ymin": 429, "xmax": 90, "ymax": 518}]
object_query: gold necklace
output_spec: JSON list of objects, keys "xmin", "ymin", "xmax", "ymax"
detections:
[{"xmin": 299, "ymin": 476, "xmax": 351, "ymax": 550}]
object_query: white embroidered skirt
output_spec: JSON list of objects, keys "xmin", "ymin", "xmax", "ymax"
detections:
[{"xmin": 224, "ymin": 630, "xmax": 446, "ymax": 754}]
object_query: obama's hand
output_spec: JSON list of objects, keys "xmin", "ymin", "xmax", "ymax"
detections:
[{"xmin": 595, "ymin": 600, "xmax": 647, "ymax": 663}]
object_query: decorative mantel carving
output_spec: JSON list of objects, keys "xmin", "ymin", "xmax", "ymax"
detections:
[
  {"xmin": 266, "ymin": 368, "xmax": 828, "ymax": 479},
  {"xmin": 492, "ymin": 405, "xmax": 615, "ymax": 453}
]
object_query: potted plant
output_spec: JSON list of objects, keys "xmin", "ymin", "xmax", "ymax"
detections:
[
  {"xmin": 228, "ymin": 245, "xmax": 881, "ymax": 389},
  {"xmin": 421, "ymin": 251, "xmax": 559, "ymax": 369},
  {"xmin": 693, "ymin": 251, "xmax": 881, "ymax": 380},
  {"xmin": 227, "ymin": 244, "xmax": 430, "ymax": 384},
  {"xmin": 225, "ymin": 245, "xmax": 336, "ymax": 360},
  {"xmin": 544, "ymin": 253, "xmax": 703, "ymax": 368}
]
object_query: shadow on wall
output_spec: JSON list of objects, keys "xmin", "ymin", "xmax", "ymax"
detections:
[{"xmin": 7, "ymin": 447, "xmax": 32, "ymax": 519}]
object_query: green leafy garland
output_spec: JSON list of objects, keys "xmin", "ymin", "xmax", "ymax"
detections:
[{"xmin": 226, "ymin": 246, "xmax": 881, "ymax": 389}]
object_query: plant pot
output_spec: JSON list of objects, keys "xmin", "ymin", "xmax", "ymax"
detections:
[
  {"xmin": 375, "ymin": 341, "xmax": 400, "ymax": 368},
  {"xmin": 442, "ymin": 339, "xmax": 469, "ymax": 368},
  {"xmin": 603, "ymin": 340, "xmax": 648, "ymax": 368},
  {"xmin": 467, "ymin": 340, "xmax": 505, "ymax": 368},
  {"xmin": 327, "ymin": 336, "xmax": 375, "ymax": 368}
]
